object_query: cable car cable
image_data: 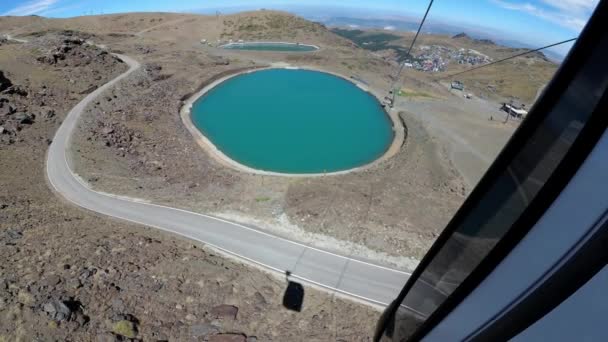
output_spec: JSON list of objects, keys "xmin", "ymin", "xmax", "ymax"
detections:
[
  {"xmin": 436, "ymin": 38, "xmax": 577, "ymax": 80},
  {"xmin": 390, "ymin": 0, "xmax": 434, "ymax": 104}
]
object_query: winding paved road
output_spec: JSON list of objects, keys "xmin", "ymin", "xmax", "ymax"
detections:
[
  {"xmin": 46, "ymin": 53, "xmax": 431, "ymax": 308},
  {"xmin": 3, "ymin": 34, "xmax": 29, "ymax": 43}
]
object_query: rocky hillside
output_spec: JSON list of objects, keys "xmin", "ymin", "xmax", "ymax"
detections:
[
  {"xmin": 0, "ymin": 12, "xmax": 187, "ymax": 36},
  {"xmin": 447, "ymin": 33, "xmax": 556, "ymax": 103},
  {"xmin": 0, "ymin": 19, "xmax": 381, "ymax": 341},
  {"xmin": 1, "ymin": 11, "xmax": 354, "ymax": 51},
  {"xmin": 223, "ymin": 11, "xmax": 322, "ymax": 36},
  {"xmin": 334, "ymin": 27, "xmax": 558, "ymax": 104},
  {"xmin": 220, "ymin": 11, "xmax": 347, "ymax": 45},
  {"xmin": 0, "ymin": 30, "xmax": 124, "ymax": 146}
]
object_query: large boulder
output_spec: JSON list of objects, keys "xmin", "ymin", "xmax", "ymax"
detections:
[
  {"xmin": 13, "ymin": 113, "xmax": 34, "ymax": 124},
  {"xmin": 43, "ymin": 300, "xmax": 72, "ymax": 321}
]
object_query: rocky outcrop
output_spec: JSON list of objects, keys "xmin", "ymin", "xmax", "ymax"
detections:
[
  {"xmin": 13, "ymin": 113, "xmax": 34, "ymax": 124},
  {"xmin": 93, "ymin": 121, "xmax": 140, "ymax": 154},
  {"xmin": 43, "ymin": 300, "xmax": 73, "ymax": 322},
  {"xmin": 0, "ymin": 75, "xmax": 34, "ymax": 143},
  {"xmin": 452, "ymin": 32, "xmax": 470, "ymax": 39},
  {"xmin": 143, "ymin": 63, "xmax": 171, "ymax": 81},
  {"xmin": 36, "ymin": 38, "xmax": 84, "ymax": 65},
  {"xmin": 0, "ymin": 76, "xmax": 38, "ymax": 143},
  {"xmin": 0, "ymin": 31, "xmax": 123, "ymax": 146},
  {"xmin": 36, "ymin": 34, "xmax": 121, "ymax": 68}
]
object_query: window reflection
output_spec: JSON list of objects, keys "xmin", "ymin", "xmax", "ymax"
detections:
[{"xmin": 389, "ymin": 34, "xmax": 608, "ymax": 340}]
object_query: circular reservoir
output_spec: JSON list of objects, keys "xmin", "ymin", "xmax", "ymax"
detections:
[
  {"xmin": 190, "ymin": 69, "xmax": 394, "ymax": 174},
  {"xmin": 221, "ymin": 42, "xmax": 319, "ymax": 52}
]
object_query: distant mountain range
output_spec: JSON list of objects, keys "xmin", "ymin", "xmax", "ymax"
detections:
[
  {"xmin": 308, "ymin": 16, "xmax": 565, "ymax": 62},
  {"xmin": 192, "ymin": 5, "xmax": 566, "ymax": 62}
]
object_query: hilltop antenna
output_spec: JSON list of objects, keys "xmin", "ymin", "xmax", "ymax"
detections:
[
  {"xmin": 390, "ymin": 0, "xmax": 434, "ymax": 106},
  {"xmin": 436, "ymin": 37, "xmax": 577, "ymax": 80}
]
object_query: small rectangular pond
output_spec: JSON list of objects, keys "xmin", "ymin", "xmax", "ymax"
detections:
[{"xmin": 221, "ymin": 42, "xmax": 319, "ymax": 52}]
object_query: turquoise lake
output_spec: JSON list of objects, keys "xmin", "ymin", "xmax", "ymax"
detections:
[
  {"xmin": 221, "ymin": 42, "xmax": 318, "ymax": 52},
  {"xmin": 191, "ymin": 69, "xmax": 393, "ymax": 174}
]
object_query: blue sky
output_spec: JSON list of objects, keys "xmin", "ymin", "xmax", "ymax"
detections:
[{"xmin": 1, "ymin": 0, "xmax": 598, "ymax": 55}]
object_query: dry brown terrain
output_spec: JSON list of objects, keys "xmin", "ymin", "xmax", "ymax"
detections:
[
  {"xmin": 0, "ymin": 18, "xmax": 380, "ymax": 342},
  {"xmin": 0, "ymin": 9, "xmax": 556, "ymax": 340},
  {"xmin": 2, "ymin": 11, "xmax": 534, "ymax": 267},
  {"xmin": 58, "ymin": 11, "xmax": 467, "ymax": 266}
]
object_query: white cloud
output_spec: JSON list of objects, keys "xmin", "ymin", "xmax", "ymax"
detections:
[
  {"xmin": 38, "ymin": 2, "xmax": 85, "ymax": 17},
  {"xmin": 540, "ymin": 0, "xmax": 598, "ymax": 13},
  {"xmin": 492, "ymin": 0, "xmax": 597, "ymax": 31},
  {"xmin": 3, "ymin": 0, "xmax": 59, "ymax": 16}
]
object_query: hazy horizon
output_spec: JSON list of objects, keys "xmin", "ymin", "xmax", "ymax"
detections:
[{"xmin": 1, "ymin": 0, "xmax": 599, "ymax": 56}]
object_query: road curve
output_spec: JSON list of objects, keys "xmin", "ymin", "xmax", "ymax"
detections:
[
  {"xmin": 46, "ymin": 53, "xmax": 416, "ymax": 307},
  {"xmin": 3, "ymin": 34, "xmax": 29, "ymax": 43}
]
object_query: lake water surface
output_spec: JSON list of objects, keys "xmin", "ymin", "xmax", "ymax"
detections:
[
  {"xmin": 191, "ymin": 69, "xmax": 393, "ymax": 174},
  {"xmin": 221, "ymin": 42, "xmax": 318, "ymax": 52}
]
